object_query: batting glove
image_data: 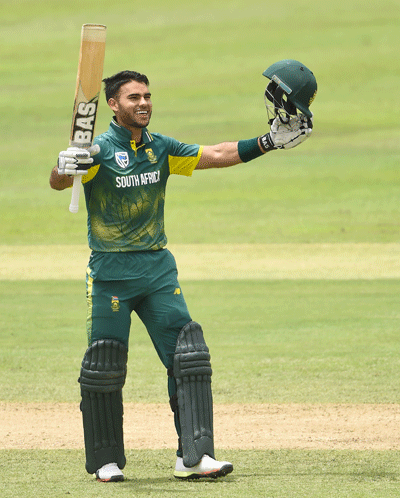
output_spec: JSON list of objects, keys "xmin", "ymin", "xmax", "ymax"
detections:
[
  {"xmin": 259, "ymin": 114, "xmax": 313, "ymax": 152},
  {"xmin": 270, "ymin": 114, "xmax": 313, "ymax": 149},
  {"xmin": 57, "ymin": 145, "xmax": 100, "ymax": 176}
]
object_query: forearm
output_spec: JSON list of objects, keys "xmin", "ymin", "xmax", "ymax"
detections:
[
  {"xmin": 196, "ymin": 139, "xmax": 266, "ymax": 170},
  {"xmin": 49, "ymin": 166, "xmax": 73, "ymax": 190}
]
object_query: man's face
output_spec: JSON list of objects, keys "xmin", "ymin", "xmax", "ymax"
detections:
[{"xmin": 108, "ymin": 80, "xmax": 152, "ymax": 129}]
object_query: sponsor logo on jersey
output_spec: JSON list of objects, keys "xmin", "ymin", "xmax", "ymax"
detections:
[
  {"xmin": 115, "ymin": 152, "xmax": 129, "ymax": 169},
  {"xmin": 111, "ymin": 296, "xmax": 120, "ymax": 312}
]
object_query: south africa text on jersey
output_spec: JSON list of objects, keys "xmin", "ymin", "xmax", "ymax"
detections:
[{"xmin": 116, "ymin": 171, "xmax": 161, "ymax": 188}]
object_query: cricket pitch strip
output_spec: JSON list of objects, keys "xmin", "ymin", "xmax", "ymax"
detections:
[{"xmin": 1, "ymin": 402, "xmax": 400, "ymax": 451}]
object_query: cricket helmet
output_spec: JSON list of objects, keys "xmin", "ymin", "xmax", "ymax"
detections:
[{"xmin": 263, "ymin": 59, "xmax": 317, "ymax": 119}]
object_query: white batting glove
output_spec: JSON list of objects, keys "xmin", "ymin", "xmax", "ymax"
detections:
[
  {"xmin": 57, "ymin": 145, "xmax": 100, "ymax": 176},
  {"xmin": 269, "ymin": 114, "xmax": 313, "ymax": 149}
]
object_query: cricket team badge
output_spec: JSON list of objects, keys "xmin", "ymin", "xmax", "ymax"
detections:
[
  {"xmin": 115, "ymin": 151, "xmax": 129, "ymax": 169},
  {"xmin": 145, "ymin": 148, "xmax": 158, "ymax": 164}
]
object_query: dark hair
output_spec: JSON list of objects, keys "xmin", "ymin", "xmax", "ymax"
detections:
[{"xmin": 102, "ymin": 71, "xmax": 150, "ymax": 102}]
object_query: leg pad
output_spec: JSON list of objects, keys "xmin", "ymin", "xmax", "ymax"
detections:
[
  {"xmin": 173, "ymin": 321, "xmax": 214, "ymax": 467},
  {"xmin": 79, "ymin": 339, "xmax": 128, "ymax": 474}
]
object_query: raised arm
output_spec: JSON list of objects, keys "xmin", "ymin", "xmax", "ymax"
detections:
[
  {"xmin": 195, "ymin": 114, "xmax": 312, "ymax": 171},
  {"xmin": 196, "ymin": 139, "xmax": 261, "ymax": 170}
]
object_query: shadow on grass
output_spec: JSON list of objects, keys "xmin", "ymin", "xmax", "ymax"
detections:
[{"xmin": 93, "ymin": 474, "xmax": 236, "ymax": 496}]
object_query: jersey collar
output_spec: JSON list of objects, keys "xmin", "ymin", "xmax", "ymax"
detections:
[{"xmin": 109, "ymin": 118, "xmax": 153, "ymax": 146}]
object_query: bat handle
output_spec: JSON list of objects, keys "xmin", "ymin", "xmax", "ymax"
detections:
[{"xmin": 69, "ymin": 175, "xmax": 82, "ymax": 213}]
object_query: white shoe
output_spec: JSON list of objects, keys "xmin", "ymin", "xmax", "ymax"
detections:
[
  {"xmin": 174, "ymin": 454, "xmax": 233, "ymax": 480},
  {"xmin": 95, "ymin": 462, "xmax": 124, "ymax": 482}
]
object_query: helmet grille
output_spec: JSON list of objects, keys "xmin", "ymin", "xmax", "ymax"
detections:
[{"xmin": 265, "ymin": 80, "xmax": 297, "ymax": 116}]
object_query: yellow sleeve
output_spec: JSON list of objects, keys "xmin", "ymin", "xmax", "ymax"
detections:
[
  {"xmin": 168, "ymin": 146, "xmax": 203, "ymax": 177},
  {"xmin": 81, "ymin": 164, "xmax": 100, "ymax": 184},
  {"xmin": 67, "ymin": 164, "xmax": 100, "ymax": 188}
]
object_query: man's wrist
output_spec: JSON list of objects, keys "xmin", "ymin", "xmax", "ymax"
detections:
[
  {"xmin": 238, "ymin": 134, "xmax": 277, "ymax": 163},
  {"xmin": 258, "ymin": 133, "xmax": 276, "ymax": 152},
  {"xmin": 237, "ymin": 137, "xmax": 265, "ymax": 163}
]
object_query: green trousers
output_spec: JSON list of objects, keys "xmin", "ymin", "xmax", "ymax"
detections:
[
  {"xmin": 85, "ymin": 248, "xmax": 191, "ymax": 453},
  {"xmin": 86, "ymin": 248, "xmax": 192, "ymax": 368},
  {"xmin": 84, "ymin": 248, "xmax": 210, "ymax": 459}
]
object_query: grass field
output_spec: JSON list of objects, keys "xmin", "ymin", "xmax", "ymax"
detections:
[
  {"xmin": 1, "ymin": 277, "xmax": 400, "ymax": 404},
  {"xmin": 1, "ymin": 0, "xmax": 400, "ymax": 496},
  {"xmin": 1, "ymin": 449, "xmax": 400, "ymax": 498}
]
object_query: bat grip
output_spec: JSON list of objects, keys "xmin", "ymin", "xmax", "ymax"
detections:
[{"xmin": 69, "ymin": 175, "xmax": 82, "ymax": 213}]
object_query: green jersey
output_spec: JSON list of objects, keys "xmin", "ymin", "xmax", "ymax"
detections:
[{"xmin": 82, "ymin": 119, "xmax": 202, "ymax": 252}]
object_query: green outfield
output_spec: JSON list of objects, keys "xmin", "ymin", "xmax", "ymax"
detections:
[
  {"xmin": 1, "ymin": 277, "xmax": 400, "ymax": 405},
  {"xmin": 1, "ymin": 0, "xmax": 400, "ymax": 496}
]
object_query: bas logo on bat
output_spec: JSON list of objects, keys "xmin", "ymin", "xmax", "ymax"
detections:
[{"xmin": 72, "ymin": 99, "xmax": 98, "ymax": 145}]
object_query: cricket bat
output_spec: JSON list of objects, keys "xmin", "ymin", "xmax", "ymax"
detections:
[{"xmin": 68, "ymin": 24, "xmax": 106, "ymax": 213}]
